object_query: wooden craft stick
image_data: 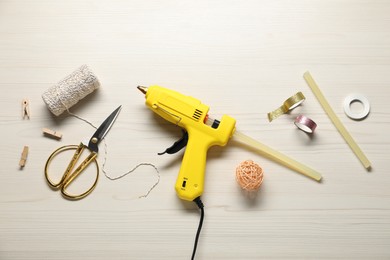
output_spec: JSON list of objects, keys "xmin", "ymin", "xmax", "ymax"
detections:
[
  {"xmin": 42, "ymin": 128, "xmax": 63, "ymax": 140},
  {"xmin": 303, "ymin": 71, "xmax": 371, "ymax": 170},
  {"xmin": 19, "ymin": 146, "xmax": 29, "ymax": 167}
]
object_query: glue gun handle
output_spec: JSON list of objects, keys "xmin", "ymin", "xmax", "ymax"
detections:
[{"xmin": 175, "ymin": 131, "xmax": 209, "ymax": 201}]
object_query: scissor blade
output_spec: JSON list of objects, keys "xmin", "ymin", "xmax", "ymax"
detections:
[{"xmin": 88, "ymin": 105, "xmax": 122, "ymax": 152}]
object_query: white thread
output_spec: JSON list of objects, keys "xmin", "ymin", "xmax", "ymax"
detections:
[
  {"xmin": 42, "ymin": 65, "xmax": 100, "ymax": 116},
  {"xmin": 101, "ymin": 133, "xmax": 160, "ymax": 199},
  {"xmin": 72, "ymin": 116, "xmax": 161, "ymax": 199}
]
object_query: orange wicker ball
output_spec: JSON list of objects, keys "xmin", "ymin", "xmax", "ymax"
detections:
[{"xmin": 235, "ymin": 160, "xmax": 264, "ymax": 191}]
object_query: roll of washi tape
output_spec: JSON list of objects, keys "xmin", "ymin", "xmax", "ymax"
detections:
[
  {"xmin": 343, "ymin": 94, "xmax": 370, "ymax": 120},
  {"xmin": 268, "ymin": 92, "xmax": 306, "ymax": 122},
  {"xmin": 294, "ymin": 115, "xmax": 317, "ymax": 133}
]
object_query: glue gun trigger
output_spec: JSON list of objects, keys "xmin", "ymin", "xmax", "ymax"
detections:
[{"xmin": 158, "ymin": 129, "xmax": 188, "ymax": 155}]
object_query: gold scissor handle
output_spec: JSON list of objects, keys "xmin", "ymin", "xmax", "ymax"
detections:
[{"xmin": 44, "ymin": 143, "xmax": 99, "ymax": 200}]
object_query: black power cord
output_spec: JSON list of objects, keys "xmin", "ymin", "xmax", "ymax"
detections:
[{"xmin": 191, "ymin": 197, "xmax": 204, "ymax": 260}]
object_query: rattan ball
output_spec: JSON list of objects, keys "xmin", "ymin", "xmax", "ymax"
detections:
[{"xmin": 235, "ymin": 160, "xmax": 264, "ymax": 192}]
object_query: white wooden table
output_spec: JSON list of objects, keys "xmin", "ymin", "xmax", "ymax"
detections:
[{"xmin": 1, "ymin": 1, "xmax": 390, "ymax": 259}]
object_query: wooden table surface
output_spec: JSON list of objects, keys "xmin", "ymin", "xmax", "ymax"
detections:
[{"xmin": 1, "ymin": 1, "xmax": 390, "ymax": 259}]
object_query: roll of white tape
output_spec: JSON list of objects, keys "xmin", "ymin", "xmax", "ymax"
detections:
[{"xmin": 343, "ymin": 94, "xmax": 370, "ymax": 120}]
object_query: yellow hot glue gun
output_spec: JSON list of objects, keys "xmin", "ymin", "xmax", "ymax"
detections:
[{"xmin": 138, "ymin": 86, "xmax": 322, "ymax": 201}]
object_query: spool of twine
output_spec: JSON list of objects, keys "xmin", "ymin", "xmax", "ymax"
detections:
[
  {"xmin": 235, "ymin": 160, "xmax": 264, "ymax": 192},
  {"xmin": 42, "ymin": 65, "xmax": 100, "ymax": 116}
]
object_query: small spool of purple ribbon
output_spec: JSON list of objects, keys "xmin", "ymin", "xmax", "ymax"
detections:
[{"xmin": 294, "ymin": 115, "xmax": 317, "ymax": 134}]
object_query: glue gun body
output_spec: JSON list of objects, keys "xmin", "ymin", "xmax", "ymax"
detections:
[{"xmin": 139, "ymin": 86, "xmax": 236, "ymax": 201}]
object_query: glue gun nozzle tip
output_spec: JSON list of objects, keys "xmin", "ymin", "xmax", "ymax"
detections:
[{"xmin": 137, "ymin": 86, "xmax": 148, "ymax": 95}]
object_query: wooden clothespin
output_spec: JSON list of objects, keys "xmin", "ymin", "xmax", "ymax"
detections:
[
  {"xmin": 22, "ymin": 99, "xmax": 30, "ymax": 119},
  {"xmin": 19, "ymin": 146, "xmax": 29, "ymax": 167},
  {"xmin": 42, "ymin": 128, "xmax": 63, "ymax": 140}
]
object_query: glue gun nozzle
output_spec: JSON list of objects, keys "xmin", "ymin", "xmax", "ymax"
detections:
[{"xmin": 137, "ymin": 86, "xmax": 148, "ymax": 95}]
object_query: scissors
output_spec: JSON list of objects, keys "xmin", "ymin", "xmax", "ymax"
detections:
[{"xmin": 44, "ymin": 106, "xmax": 122, "ymax": 200}]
